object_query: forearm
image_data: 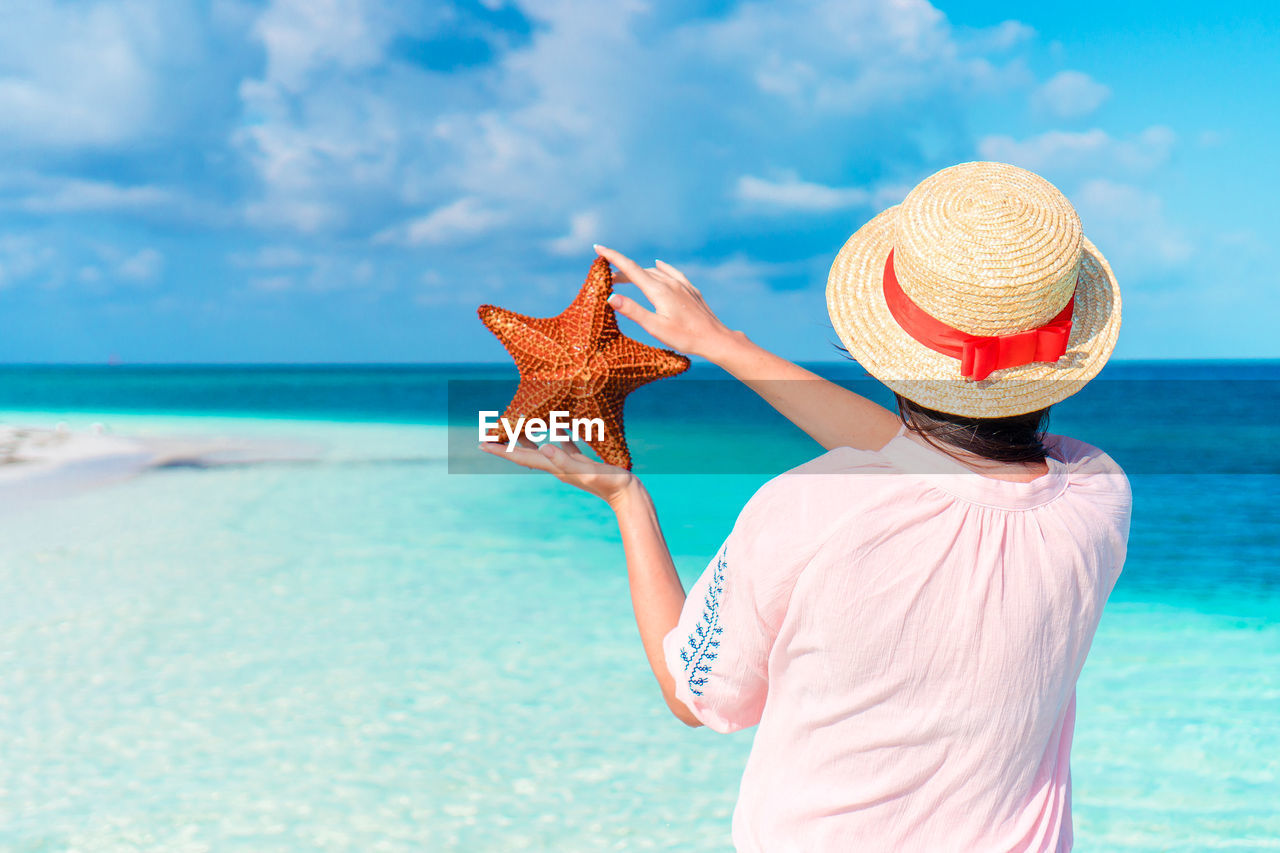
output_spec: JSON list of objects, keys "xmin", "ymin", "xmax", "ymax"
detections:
[
  {"xmin": 703, "ymin": 331, "xmax": 901, "ymax": 451},
  {"xmin": 609, "ymin": 481, "xmax": 703, "ymax": 728}
]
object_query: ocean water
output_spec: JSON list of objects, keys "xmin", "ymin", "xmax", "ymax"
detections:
[{"xmin": 0, "ymin": 363, "xmax": 1277, "ymax": 851}]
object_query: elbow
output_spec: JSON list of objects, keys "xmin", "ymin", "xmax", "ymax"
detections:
[
  {"xmin": 677, "ymin": 709, "xmax": 704, "ymax": 728},
  {"xmin": 666, "ymin": 697, "xmax": 704, "ymax": 728}
]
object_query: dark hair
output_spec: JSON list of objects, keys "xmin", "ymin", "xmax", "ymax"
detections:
[{"xmin": 895, "ymin": 394, "xmax": 1051, "ymax": 464}]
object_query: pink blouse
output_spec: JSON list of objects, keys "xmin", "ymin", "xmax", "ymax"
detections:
[{"xmin": 663, "ymin": 428, "xmax": 1132, "ymax": 851}]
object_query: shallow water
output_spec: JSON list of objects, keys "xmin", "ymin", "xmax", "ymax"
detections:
[{"xmin": 1, "ymin": 366, "xmax": 1277, "ymax": 851}]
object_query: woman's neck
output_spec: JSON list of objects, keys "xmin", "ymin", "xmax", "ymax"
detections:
[{"xmin": 903, "ymin": 431, "xmax": 1051, "ymax": 483}]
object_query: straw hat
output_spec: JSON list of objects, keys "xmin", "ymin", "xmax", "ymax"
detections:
[{"xmin": 827, "ymin": 161, "xmax": 1121, "ymax": 417}]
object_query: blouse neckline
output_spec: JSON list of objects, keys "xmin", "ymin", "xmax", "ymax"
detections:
[{"xmin": 877, "ymin": 426, "xmax": 1070, "ymax": 510}]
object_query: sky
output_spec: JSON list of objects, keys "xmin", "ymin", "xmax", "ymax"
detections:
[{"xmin": 0, "ymin": 0, "xmax": 1276, "ymax": 364}]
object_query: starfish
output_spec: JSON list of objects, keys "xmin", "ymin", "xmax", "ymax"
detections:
[{"xmin": 478, "ymin": 256, "xmax": 690, "ymax": 469}]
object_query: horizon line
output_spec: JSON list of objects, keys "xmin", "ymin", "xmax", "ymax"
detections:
[{"xmin": 1, "ymin": 357, "xmax": 1279, "ymax": 368}]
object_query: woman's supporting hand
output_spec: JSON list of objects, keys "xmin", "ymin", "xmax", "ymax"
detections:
[{"xmin": 479, "ymin": 438, "xmax": 638, "ymax": 507}]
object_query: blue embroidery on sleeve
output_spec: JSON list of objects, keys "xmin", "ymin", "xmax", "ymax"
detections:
[{"xmin": 679, "ymin": 549, "xmax": 726, "ymax": 697}]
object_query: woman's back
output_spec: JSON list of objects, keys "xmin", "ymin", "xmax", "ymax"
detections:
[{"xmin": 664, "ymin": 430, "xmax": 1132, "ymax": 851}]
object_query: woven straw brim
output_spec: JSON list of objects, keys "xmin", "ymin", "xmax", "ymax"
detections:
[{"xmin": 827, "ymin": 206, "xmax": 1122, "ymax": 417}]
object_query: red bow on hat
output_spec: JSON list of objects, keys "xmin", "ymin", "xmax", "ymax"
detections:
[{"xmin": 882, "ymin": 249, "xmax": 1075, "ymax": 382}]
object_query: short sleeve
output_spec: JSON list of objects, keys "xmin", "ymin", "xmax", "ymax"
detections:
[
  {"xmin": 660, "ymin": 450, "xmax": 885, "ymax": 732},
  {"xmin": 663, "ymin": 540, "xmax": 767, "ymax": 733},
  {"xmin": 665, "ymin": 535, "xmax": 773, "ymax": 727}
]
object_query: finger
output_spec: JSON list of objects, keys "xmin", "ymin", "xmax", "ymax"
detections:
[
  {"xmin": 538, "ymin": 443, "xmax": 582, "ymax": 474},
  {"xmin": 654, "ymin": 259, "xmax": 696, "ymax": 290},
  {"xmin": 595, "ymin": 245, "xmax": 669, "ymax": 305},
  {"xmin": 480, "ymin": 442, "xmax": 558, "ymax": 472},
  {"xmin": 557, "ymin": 439, "xmax": 591, "ymax": 461},
  {"xmin": 607, "ymin": 292, "xmax": 662, "ymax": 331},
  {"xmin": 541, "ymin": 441, "xmax": 584, "ymax": 466},
  {"xmin": 541, "ymin": 442, "xmax": 602, "ymax": 476},
  {"xmin": 612, "ymin": 266, "xmax": 668, "ymax": 286}
]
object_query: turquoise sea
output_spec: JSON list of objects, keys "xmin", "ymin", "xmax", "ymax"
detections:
[{"xmin": 1, "ymin": 363, "xmax": 1277, "ymax": 851}]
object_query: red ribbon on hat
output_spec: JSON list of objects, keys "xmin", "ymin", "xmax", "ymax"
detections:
[{"xmin": 882, "ymin": 249, "xmax": 1075, "ymax": 382}]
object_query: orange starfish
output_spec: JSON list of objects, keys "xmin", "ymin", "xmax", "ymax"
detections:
[{"xmin": 478, "ymin": 256, "xmax": 690, "ymax": 469}]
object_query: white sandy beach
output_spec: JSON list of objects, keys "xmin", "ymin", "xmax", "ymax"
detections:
[
  {"xmin": 0, "ymin": 422, "xmax": 323, "ymax": 510},
  {"xmin": 0, "ymin": 423, "xmax": 157, "ymax": 504}
]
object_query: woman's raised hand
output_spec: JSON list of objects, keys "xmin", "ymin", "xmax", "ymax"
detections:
[
  {"xmin": 479, "ymin": 437, "xmax": 639, "ymax": 507},
  {"xmin": 594, "ymin": 245, "xmax": 743, "ymax": 362}
]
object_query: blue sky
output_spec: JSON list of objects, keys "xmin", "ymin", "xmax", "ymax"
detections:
[{"xmin": 0, "ymin": 0, "xmax": 1276, "ymax": 363}]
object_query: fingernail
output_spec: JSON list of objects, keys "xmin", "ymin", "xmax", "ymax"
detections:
[
  {"xmin": 607, "ymin": 294, "xmax": 620, "ymax": 304},
  {"xmin": 593, "ymin": 243, "xmax": 604, "ymax": 252}
]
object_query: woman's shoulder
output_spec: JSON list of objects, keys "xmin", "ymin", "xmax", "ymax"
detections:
[
  {"xmin": 1045, "ymin": 433, "xmax": 1130, "ymax": 480},
  {"xmin": 759, "ymin": 445, "xmax": 902, "ymax": 496},
  {"xmin": 736, "ymin": 446, "xmax": 908, "ymax": 525},
  {"xmin": 1045, "ymin": 433, "xmax": 1132, "ymax": 508},
  {"xmin": 781, "ymin": 444, "xmax": 901, "ymax": 477},
  {"xmin": 727, "ymin": 446, "xmax": 908, "ymax": 563}
]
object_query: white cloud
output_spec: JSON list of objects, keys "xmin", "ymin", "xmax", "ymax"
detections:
[
  {"xmin": 234, "ymin": 71, "xmax": 409, "ymax": 233},
  {"xmin": 229, "ymin": 245, "xmax": 311, "ymax": 269},
  {"xmin": 376, "ymin": 197, "xmax": 507, "ymax": 246},
  {"xmin": 0, "ymin": 0, "xmax": 227, "ymax": 153},
  {"xmin": 546, "ymin": 211, "xmax": 603, "ymax": 256},
  {"xmin": 75, "ymin": 245, "xmax": 166, "ymax": 288},
  {"xmin": 250, "ymin": 0, "xmax": 393, "ymax": 93},
  {"xmin": 0, "ymin": 2, "xmax": 155, "ymax": 149},
  {"xmin": 652, "ymin": 253, "xmax": 834, "ymax": 356},
  {"xmin": 230, "ymin": 0, "xmax": 1040, "ymax": 257},
  {"xmin": 250, "ymin": 275, "xmax": 294, "ymax": 293},
  {"xmin": 0, "ymin": 234, "xmax": 57, "ymax": 290},
  {"xmin": 698, "ymin": 0, "xmax": 1012, "ymax": 115},
  {"xmin": 978, "ymin": 125, "xmax": 1176, "ymax": 178},
  {"xmin": 1074, "ymin": 179, "xmax": 1191, "ymax": 274},
  {"xmin": 0, "ymin": 233, "xmax": 164, "ymax": 290},
  {"xmin": 77, "ymin": 265, "xmax": 104, "ymax": 285},
  {"xmin": 0, "ymin": 174, "xmax": 174, "ymax": 214},
  {"xmin": 676, "ymin": 253, "xmax": 817, "ymax": 294},
  {"xmin": 964, "ymin": 19, "xmax": 1036, "ymax": 52},
  {"xmin": 736, "ymin": 174, "xmax": 871, "ymax": 212},
  {"xmin": 232, "ymin": 245, "xmax": 384, "ymax": 295},
  {"xmin": 232, "ymin": 0, "xmax": 451, "ymax": 232},
  {"xmin": 243, "ymin": 197, "xmax": 345, "ymax": 233},
  {"xmin": 0, "ymin": 172, "xmax": 234, "ymax": 228},
  {"xmin": 976, "ymin": 125, "xmax": 1190, "ymax": 283},
  {"xmin": 460, "ymin": 0, "xmax": 1029, "ymax": 245},
  {"xmin": 1197, "ymin": 129, "xmax": 1226, "ymax": 148},
  {"xmin": 1032, "ymin": 70, "xmax": 1110, "ymax": 119},
  {"xmin": 117, "ymin": 248, "xmax": 164, "ymax": 282}
]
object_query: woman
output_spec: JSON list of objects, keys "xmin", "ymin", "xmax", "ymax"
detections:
[{"xmin": 482, "ymin": 162, "xmax": 1131, "ymax": 851}]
